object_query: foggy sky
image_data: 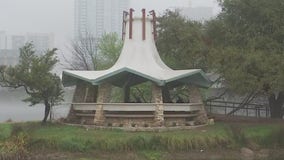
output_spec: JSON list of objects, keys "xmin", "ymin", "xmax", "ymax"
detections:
[{"xmin": 0, "ymin": 0, "xmax": 220, "ymax": 51}]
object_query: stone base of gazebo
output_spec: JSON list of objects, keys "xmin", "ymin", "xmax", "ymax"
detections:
[
  {"xmin": 65, "ymin": 103, "xmax": 208, "ymax": 127},
  {"xmin": 65, "ymin": 82, "xmax": 209, "ymax": 128}
]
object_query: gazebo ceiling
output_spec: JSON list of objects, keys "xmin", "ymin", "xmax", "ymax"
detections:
[{"xmin": 62, "ymin": 9, "xmax": 212, "ymax": 88}]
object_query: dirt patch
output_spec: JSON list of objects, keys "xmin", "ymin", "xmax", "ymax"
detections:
[{"xmin": 26, "ymin": 149, "xmax": 284, "ymax": 160}]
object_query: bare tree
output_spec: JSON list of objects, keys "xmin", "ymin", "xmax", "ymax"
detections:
[
  {"xmin": 63, "ymin": 32, "xmax": 99, "ymax": 70},
  {"xmin": 62, "ymin": 32, "xmax": 122, "ymax": 71}
]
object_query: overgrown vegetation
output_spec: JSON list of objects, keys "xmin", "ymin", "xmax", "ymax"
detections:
[
  {"xmin": 0, "ymin": 123, "xmax": 12, "ymax": 141},
  {"xmin": 0, "ymin": 122, "xmax": 283, "ymax": 160},
  {"xmin": 28, "ymin": 123, "xmax": 232, "ymax": 152}
]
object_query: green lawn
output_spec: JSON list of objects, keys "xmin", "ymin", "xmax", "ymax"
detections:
[
  {"xmin": 0, "ymin": 123, "xmax": 12, "ymax": 141},
  {"xmin": 0, "ymin": 121, "xmax": 283, "ymax": 159}
]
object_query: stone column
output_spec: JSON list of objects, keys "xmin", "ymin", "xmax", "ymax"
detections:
[
  {"xmin": 188, "ymin": 85, "xmax": 208, "ymax": 124},
  {"xmin": 152, "ymin": 83, "xmax": 164, "ymax": 126},
  {"xmin": 94, "ymin": 83, "xmax": 111, "ymax": 126},
  {"xmin": 67, "ymin": 81, "xmax": 87, "ymax": 121}
]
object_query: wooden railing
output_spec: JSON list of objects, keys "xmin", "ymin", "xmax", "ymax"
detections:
[{"xmin": 205, "ymin": 100, "xmax": 270, "ymax": 118}]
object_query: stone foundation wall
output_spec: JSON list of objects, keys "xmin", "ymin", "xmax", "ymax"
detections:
[
  {"xmin": 104, "ymin": 117, "xmax": 199, "ymax": 127},
  {"xmin": 105, "ymin": 118, "xmax": 154, "ymax": 127},
  {"xmin": 79, "ymin": 116, "xmax": 95, "ymax": 125},
  {"xmin": 164, "ymin": 118, "xmax": 187, "ymax": 127}
]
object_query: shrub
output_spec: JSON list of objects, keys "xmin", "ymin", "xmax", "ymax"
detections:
[
  {"xmin": 59, "ymin": 137, "xmax": 91, "ymax": 152},
  {"xmin": 0, "ymin": 133, "xmax": 29, "ymax": 160},
  {"xmin": 262, "ymin": 127, "xmax": 284, "ymax": 147}
]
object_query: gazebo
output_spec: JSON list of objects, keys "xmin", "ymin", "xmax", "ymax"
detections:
[{"xmin": 62, "ymin": 9, "xmax": 212, "ymax": 127}]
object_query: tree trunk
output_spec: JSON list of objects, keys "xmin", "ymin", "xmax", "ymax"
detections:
[
  {"xmin": 42, "ymin": 100, "xmax": 51, "ymax": 123},
  {"xmin": 269, "ymin": 92, "xmax": 284, "ymax": 119}
]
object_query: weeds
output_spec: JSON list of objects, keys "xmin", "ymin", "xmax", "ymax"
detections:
[
  {"xmin": 229, "ymin": 124, "xmax": 247, "ymax": 147},
  {"xmin": 0, "ymin": 133, "xmax": 29, "ymax": 160},
  {"xmin": 0, "ymin": 122, "xmax": 283, "ymax": 155},
  {"xmin": 264, "ymin": 127, "xmax": 284, "ymax": 148},
  {"xmin": 0, "ymin": 123, "xmax": 12, "ymax": 141}
]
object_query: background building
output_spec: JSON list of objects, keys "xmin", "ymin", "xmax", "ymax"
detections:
[
  {"xmin": 74, "ymin": 0, "xmax": 130, "ymax": 39},
  {"xmin": 26, "ymin": 33, "xmax": 54, "ymax": 53},
  {"xmin": 0, "ymin": 31, "xmax": 8, "ymax": 49},
  {"xmin": 11, "ymin": 35, "xmax": 25, "ymax": 50},
  {"xmin": 0, "ymin": 32, "xmax": 54, "ymax": 66},
  {"xmin": 0, "ymin": 49, "xmax": 19, "ymax": 66},
  {"xmin": 179, "ymin": 6, "xmax": 213, "ymax": 22}
]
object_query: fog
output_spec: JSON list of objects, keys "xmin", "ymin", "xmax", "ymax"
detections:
[
  {"xmin": 0, "ymin": 0, "xmax": 220, "ymax": 52},
  {"xmin": 0, "ymin": 87, "xmax": 72, "ymax": 122},
  {"xmin": 0, "ymin": 0, "xmax": 220, "ymax": 122}
]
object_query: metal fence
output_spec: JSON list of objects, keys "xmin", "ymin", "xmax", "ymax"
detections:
[{"xmin": 205, "ymin": 100, "xmax": 270, "ymax": 118}]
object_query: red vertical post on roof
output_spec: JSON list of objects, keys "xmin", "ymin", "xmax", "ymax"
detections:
[
  {"xmin": 149, "ymin": 10, "xmax": 157, "ymax": 41},
  {"xmin": 142, "ymin": 9, "xmax": 146, "ymax": 40},
  {"xmin": 122, "ymin": 11, "xmax": 128, "ymax": 40},
  {"xmin": 129, "ymin": 8, "xmax": 134, "ymax": 39}
]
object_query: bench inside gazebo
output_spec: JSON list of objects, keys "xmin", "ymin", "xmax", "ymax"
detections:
[{"xmin": 62, "ymin": 9, "xmax": 212, "ymax": 127}]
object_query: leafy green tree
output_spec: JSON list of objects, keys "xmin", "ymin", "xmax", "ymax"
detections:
[
  {"xmin": 205, "ymin": 0, "xmax": 284, "ymax": 118},
  {"xmin": 0, "ymin": 43, "xmax": 64, "ymax": 123},
  {"xmin": 155, "ymin": 10, "xmax": 211, "ymax": 101},
  {"xmin": 97, "ymin": 32, "xmax": 123, "ymax": 69},
  {"xmin": 156, "ymin": 10, "xmax": 209, "ymax": 71}
]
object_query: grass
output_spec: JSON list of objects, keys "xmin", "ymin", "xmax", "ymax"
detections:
[
  {"xmin": 240, "ymin": 124, "xmax": 284, "ymax": 147},
  {"xmin": 27, "ymin": 123, "xmax": 234, "ymax": 152},
  {"xmin": 0, "ymin": 121, "xmax": 283, "ymax": 157},
  {"xmin": 0, "ymin": 123, "xmax": 12, "ymax": 141}
]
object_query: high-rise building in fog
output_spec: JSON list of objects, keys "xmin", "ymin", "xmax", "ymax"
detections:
[
  {"xmin": 0, "ymin": 31, "xmax": 8, "ymax": 49},
  {"xmin": 177, "ymin": 0, "xmax": 214, "ymax": 22},
  {"xmin": 26, "ymin": 33, "xmax": 54, "ymax": 53},
  {"xmin": 179, "ymin": 6, "xmax": 213, "ymax": 22},
  {"xmin": 11, "ymin": 35, "xmax": 25, "ymax": 50},
  {"xmin": 0, "ymin": 32, "xmax": 54, "ymax": 66},
  {"xmin": 0, "ymin": 49, "xmax": 19, "ymax": 66},
  {"xmin": 74, "ymin": 0, "xmax": 129, "ymax": 39}
]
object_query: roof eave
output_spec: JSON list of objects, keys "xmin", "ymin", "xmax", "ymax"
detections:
[
  {"xmin": 62, "ymin": 70, "xmax": 94, "ymax": 87},
  {"xmin": 165, "ymin": 69, "xmax": 213, "ymax": 88},
  {"xmin": 92, "ymin": 67, "xmax": 166, "ymax": 86}
]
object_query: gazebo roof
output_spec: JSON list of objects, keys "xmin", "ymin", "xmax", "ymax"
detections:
[{"xmin": 62, "ymin": 10, "xmax": 212, "ymax": 88}]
